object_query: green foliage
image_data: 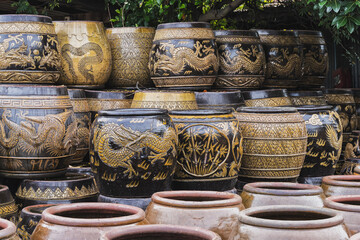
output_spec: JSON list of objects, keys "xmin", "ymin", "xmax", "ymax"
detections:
[{"xmin": 11, "ymin": 0, "xmax": 72, "ymax": 15}]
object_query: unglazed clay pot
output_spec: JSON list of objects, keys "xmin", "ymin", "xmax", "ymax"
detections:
[
  {"xmin": 242, "ymin": 89, "xmax": 292, "ymax": 107},
  {"xmin": 0, "ymin": 185, "xmax": 17, "ymax": 223},
  {"xmin": 131, "ymin": 90, "xmax": 198, "ymax": 110},
  {"xmin": 254, "ymin": 29, "xmax": 302, "ymax": 89},
  {"xmin": 30, "ymin": 203, "xmax": 146, "ymax": 240},
  {"xmin": 169, "ymin": 109, "xmax": 242, "ymax": 191},
  {"xmin": 0, "ymin": 85, "xmax": 77, "ymax": 179},
  {"xmin": 325, "ymin": 195, "xmax": 360, "ymax": 235},
  {"xmin": 241, "ymin": 182, "xmax": 325, "ymax": 208},
  {"xmin": 351, "ymin": 232, "xmax": 360, "ymax": 240},
  {"xmin": 17, "ymin": 204, "xmax": 55, "ymax": 240},
  {"xmin": 0, "ymin": 218, "xmax": 19, "ymax": 240},
  {"xmin": 90, "ymin": 109, "xmax": 177, "ymax": 198},
  {"xmin": 322, "ymin": 175, "xmax": 360, "ymax": 197},
  {"xmin": 0, "ymin": 14, "xmax": 60, "ymax": 84},
  {"xmin": 288, "ymin": 91, "xmax": 327, "ymax": 105},
  {"xmin": 228, "ymin": 205, "xmax": 350, "ymax": 239},
  {"xmin": 54, "ymin": 21, "xmax": 112, "ymax": 88},
  {"xmin": 100, "ymin": 224, "xmax": 221, "ymax": 240},
  {"xmin": 106, "ymin": 27, "xmax": 155, "ymax": 88},
  {"xmin": 234, "ymin": 107, "xmax": 307, "ymax": 182},
  {"xmin": 195, "ymin": 90, "xmax": 244, "ymax": 110},
  {"xmin": 149, "ymin": 22, "xmax": 218, "ymax": 89},
  {"xmin": 145, "ymin": 191, "xmax": 244, "ymax": 240},
  {"xmin": 214, "ymin": 30, "xmax": 266, "ymax": 89}
]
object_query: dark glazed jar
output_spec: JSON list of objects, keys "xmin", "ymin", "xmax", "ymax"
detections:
[
  {"xmin": 0, "ymin": 218, "xmax": 18, "ymax": 240},
  {"xmin": 15, "ymin": 173, "xmax": 99, "ymax": 207},
  {"xmin": 0, "ymin": 185, "xmax": 17, "ymax": 223},
  {"xmin": 149, "ymin": 22, "xmax": 218, "ymax": 89},
  {"xmin": 288, "ymin": 91, "xmax": 327, "ymax": 105},
  {"xmin": 68, "ymin": 89, "xmax": 90, "ymax": 164},
  {"xmin": 321, "ymin": 175, "xmax": 360, "ymax": 197},
  {"xmin": 352, "ymin": 88, "xmax": 360, "ymax": 130},
  {"xmin": 0, "ymin": 85, "xmax": 77, "ymax": 179},
  {"xmin": 340, "ymin": 158, "xmax": 360, "ymax": 175},
  {"xmin": 0, "ymin": 14, "xmax": 60, "ymax": 84},
  {"xmin": 242, "ymin": 89, "xmax": 292, "ymax": 107},
  {"xmin": 90, "ymin": 109, "xmax": 178, "ymax": 198},
  {"xmin": 214, "ymin": 30, "xmax": 266, "ymax": 89},
  {"xmin": 254, "ymin": 29, "xmax": 302, "ymax": 89},
  {"xmin": 195, "ymin": 90, "xmax": 244, "ymax": 110},
  {"xmin": 169, "ymin": 109, "xmax": 242, "ymax": 191}
]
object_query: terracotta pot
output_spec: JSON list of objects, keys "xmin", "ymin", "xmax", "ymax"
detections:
[
  {"xmin": 254, "ymin": 29, "xmax": 302, "ymax": 89},
  {"xmin": 194, "ymin": 90, "xmax": 244, "ymax": 110},
  {"xmin": 106, "ymin": 27, "xmax": 155, "ymax": 88},
  {"xmin": 15, "ymin": 173, "xmax": 99, "ymax": 207},
  {"xmin": 0, "ymin": 185, "xmax": 17, "ymax": 223},
  {"xmin": 54, "ymin": 21, "xmax": 112, "ymax": 88},
  {"xmin": 16, "ymin": 204, "xmax": 55, "ymax": 240},
  {"xmin": 288, "ymin": 91, "xmax": 327, "ymax": 105},
  {"xmin": 241, "ymin": 182, "xmax": 325, "ymax": 208},
  {"xmin": 213, "ymin": 30, "xmax": 266, "ymax": 89},
  {"xmin": 131, "ymin": 90, "xmax": 198, "ymax": 110},
  {"xmin": 242, "ymin": 89, "xmax": 292, "ymax": 107},
  {"xmin": 90, "ymin": 109, "xmax": 177, "ymax": 198},
  {"xmin": 322, "ymin": 175, "xmax": 360, "ymax": 196},
  {"xmin": 229, "ymin": 205, "xmax": 350, "ymax": 239},
  {"xmin": 0, "ymin": 85, "xmax": 77, "ymax": 179},
  {"xmin": 351, "ymin": 232, "xmax": 360, "ymax": 240},
  {"xmin": 169, "ymin": 109, "xmax": 242, "ymax": 191},
  {"xmin": 0, "ymin": 14, "xmax": 60, "ymax": 84},
  {"xmin": 325, "ymin": 195, "xmax": 360, "ymax": 235},
  {"xmin": 145, "ymin": 191, "xmax": 244, "ymax": 239},
  {"xmin": 355, "ymin": 165, "xmax": 360, "ymax": 175},
  {"xmin": 234, "ymin": 107, "xmax": 307, "ymax": 182},
  {"xmin": 296, "ymin": 30, "xmax": 328, "ymax": 88},
  {"xmin": 149, "ymin": 22, "xmax": 218, "ymax": 89},
  {"xmin": 0, "ymin": 218, "xmax": 18, "ymax": 240},
  {"xmin": 100, "ymin": 224, "xmax": 221, "ymax": 240},
  {"xmin": 68, "ymin": 89, "xmax": 90, "ymax": 164},
  {"xmin": 31, "ymin": 203, "xmax": 146, "ymax": 240}
]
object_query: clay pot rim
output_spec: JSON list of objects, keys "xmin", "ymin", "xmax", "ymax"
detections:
[
  {"xmin": 169, "ymin": 109, "xmax": 232, "ymax": 116},
  {"xmin": 85, "ymin": 89, "xmax": 134, "ymax": 99},
  {"xmin": 106, "ymin": 27, "xmax": 155, "ymax": 34},
  {"xmin": 157, "ymin": 22, "xmax": 211, "ymax": 30},
  {"xmin": 350, "ymin": 232, "xmax": 360, "ymax": 240},
  {"xmin": 252, "ymin": 29, "xmax": 298, "ymax": 37},
  {"xmin": 53, "ymin": 20, "xmax": 104, "ymax": 23},
  {"xmin": 239, "ymin": 205, "xmax": 343, "ymax": 229},
  {"xmin": 237, "ymin": 106, "xmax": 297, "ymax": 114},
  {"xmin": 22, "ymin": 204, "xmax": 56, "ymax": 217},
  {"xmin": 151, "ymin": 191, "xmax": 242, "ymax": 208},
  {"xmin": 242, "ymin": 89, "xmax": 288, "ymax": 100},
  {"xmin": 296, "ymin": 105, "xmax": 333, "ymax": 112},
  {"xmin": 42, "ymin": 203, "xmax": 145, "ymax": 227},
  {"xmin": 99, "ymin": 108, "xmax": 168, "ymax": 116},
  {"xmin": 243, "ymin": 182, "xmax": 323, "ymax": 196},
  {"xmin": 0, "ymin": 14, "xmax": 52, "ymax": 23},
  {"xmin": 214, "ymin": 30, "xmax": 259, "ymax": 38},
  {"xmin": 288, "ymin": 90, "xmax": 323, "ymax": 97},
  {"xmin": 101, "ymin": 224, "xmax": 221, "ymax": 240},
  {"xmin": 323, "ymin": 89, "xmax": 353, "ymax": 95},
  {"xmin": 0, "ymin": 218, "xmax": 16, "ymax": 239},
  {"xmin": 294, "ymin": 30, "xmax": 323, "ymax": 36},
  {"xmin": 134, "ymin": 90, "xmax": 194, "ymax": 94},
  {"xmin": 67, "ymin": 88, "xmax": 86, "ymax": 99},
  {"xmin": 322, "ymin": 175, "xmax": 360, "ymax": 187},
  {"xmin": 325, "ymin": 195, "xmax": 360, "ymax": 212},
  {"xmin": 20, "ymin": 173, "xmax": 94, "ymax": 185}
]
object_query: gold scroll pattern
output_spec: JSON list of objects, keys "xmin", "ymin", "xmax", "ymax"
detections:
[
  {"xmin": 0, "ymin": 71, "xmax": 60, "ymax": 84},
  {"xmin": 244, "ymin": 97, "xmax": 292, "ymax": 107},
  {"xmin": 153, "ymin": 28, "xmax": 215, "ymax": 41},
  {"xmin": 290, "ymin": 96, "xmax": 327, "ymax": 106},
  {"xmin": 0, "ymin": 96, "xmax": 72, "ymax": 109},
  {"xmin": 216, "ymin": 76, "xmax": 264, "ymax": 88},
  {"xmin": 87, "ymin": 99, "xmax": 132, "ymax": 112},
  {"xmin": 131, "ymin": 100, "xmax": 198, "ymax": 111},
  {"xmin": 0, "ymin": 201, "xmax": 17, "ymax": 216},
  {"xmin": 0, "ymin": 22, "xmax": 55, "ymax": 34},
  {"xmin": 325, "ymin": 94, "xmax": 355, "ymax": 104},
  {"xmin": 151, "ymin": 76, "xmax": 216, "ymax": 88}
]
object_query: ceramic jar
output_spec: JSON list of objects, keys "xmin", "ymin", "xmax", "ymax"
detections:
[
  {"xmin": 67, "ymin": 163, "xmax": 93, "ymax": 176},
  {"xmin": 54, "ymin": 21, "xmax": 112, "ymax": 88},
  {"xmin": 145, "ymin": 191, "xmax": 244, "ymax": 240},
  {"xmin": 321, "ymin": 175, "xmax": 360, "ymax": 196},
  {"xmin": 352, "ymin": 89, "xmax": 360, "ymax": 130},
  {"xmin": 0, "ymin": 85, "xmax": 77, "ymax": 179},
  {"xmin": 0, "ymin": 218, "xmax": 18, "ymax": 240},
  {"xmin": 169, "ymin": 109, "xmax": 242, "ymax": 191},
  {"xmin": 288, "ymin": 91, "xmax": 327, "ymax": 106},
  {"xmin": 15, "ymin": 173, "xmax": 99, "ymax": 207},
  {"xmin": 344, "ymin": 131, "xmax": 360, "ymax": 160},
  {"xmin": 241, "ymin": 182, "xmax": 325, "ymax": 208},
  {"xmin": 194, "ymin": 90, "xmax": 244, "ymax": 110},
  {"xmin": 0, "ymin": 15, "xmax": 60, "ymax": 84},
  {"xmin": 351, "ymin": 233, "xmax": 360, "ymax": 240},
  {"xmin": 296, "ymin": 30, "xmax": 328, "ymax": 88},
  {"xmin": 31, "ymin": 203, "xmax": 146, "ymax": 240},
  {"xmin": 17, "ymin": 204, "xmax": 55, "ymax": 240},
  {"xmin": 131, "ymin": 90, "xmax": 198, "ymax": 110},
  {"xmin": 106, "ymin": 27, "xmax": 155, "ymax": 88},
  {"xmin": 235, "ymin": 107, "xmax": 307, "ymax": 182},
  {"xmin": 296, "ymin": 105, "xmax": 343, "ymax": 184},
  {"xmin": 68, "ymin": 89, "xmax": 90, "ymax": 164},
  {"xmin": 242, "ymin": 89, "xmax": 292, "ymax": 107},
  {"xmin": 90, "ymin": 109, "xmax": 177, "ymax": 198},
  {"xmin": 100, "ymin": 224, "xmax": 221, "ymax": 240},
  {"xmin": 149, "ymin": 22, "xmax": 218, "ymax": 89},
  {"xmin": 229, "ymin": 205, "xmax": 350, "ymax": 239},
  {"xmin": 340, "ymin": 158, "xmax": 360, "ymax": 175},
  {"xmin": 254, "ymin": 29, "xmax": 302, "ymax": 89},
  {"xmin": 0, "ymin": 185, "xmax": 17, "ymax": 223},
  {"xmin": 213, "ymin": 30, "xmax": 266, "ymax": 89}
]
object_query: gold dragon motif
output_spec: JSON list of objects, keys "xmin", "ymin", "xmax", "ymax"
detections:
[
  {"xmin": 267, "ymin": 47, "xmax": 301, "ymax": 78},
  {"xmin": 303, "ymin": 51, "xmax": 328, "ymax": 75},
  {"xmin": 325, "ymin": 124, "xmax": 343, "ymax": 163}
]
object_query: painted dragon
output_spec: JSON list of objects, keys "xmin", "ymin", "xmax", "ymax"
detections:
[
  {"xmin": 267, "ymin": 48, "xmax": 301, "ymax": 78},
  {"xmin": 303, "ymin": 51, "xmax": 328, "ymax": 75},
  {"xmin": 93, "ymin": 123, "xmax": 177, "ymax": 178}
]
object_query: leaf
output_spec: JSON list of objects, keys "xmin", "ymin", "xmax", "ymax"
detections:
[
  {"xmin": 331, "ymin": 0, "xmax": 341, "ymax": 13},
  {"xmin": 319, "ymin": 0, "xmax": 327, "ymax": 7},
  {"xmin": 344, "ymin": 2, "xmax": 356, "ymax": 14},
  {"xmin": 347, "ymin": 21, "xmax": 355, "ymax": 33},
  {"xmin": 350, "ymin": 15, "xmax": 360, "ymax": 25},
  {"xmin": 336, "ymin": 16, "xmax": 347, "ymax": 28}
]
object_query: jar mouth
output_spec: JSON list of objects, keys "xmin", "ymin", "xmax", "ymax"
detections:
[
  {"xmin": 0, "ymin": 14, "xmax": 52, "ymax": 23},
  {"xmin": 98, "ymin": 108, "xmax": 168, "ymax": 116},
  {"xmin": 243, "ymin": 182, "xmax": 323, "ymax": 196},
  {"xmin": 242, "ymin": 89, "xmax": 288, "ymax": 100},
  {"xmin": 323, "ymin": 89, "xmax": 353, "ymax": 95},
  {"xmin": 84, "ymin": 89, "xmax": 135, "ymax": 99},
  {"xmin": 20, "ymin": 173, "xmax": 93, "ymax": 184},
  {"xmin": 157, "ymin": 22, "xmax": 211, "ymax": 30},
  {"xmin": 22, "ymin": 204, "xmax": 56, "ymax": 217},
  {"xmin": 296, "ymin": 105, "xmax": 333, "ymax": 112},
  {"xmin": 325, "ymin": 195, "xmax": 360, "ymax": 212},
  {"xmin": 214, "ymin": 30, "xmax": 259, "ymax": 38},
  {"xmin": 42, "ymin": 203, "xmax": 145, "ymax": 227},
  {"xmin": 151, "ymin": 191, "xmax": 242, "ymax": 208},
  {"xmin": 239, "ymin": 205, "xmax": 343, "ymax": 229},
  {"xmin": 322, "ymin": 175, "xmax": 360, "ymax": 187},
  {"xmin": 169, "ymin": 109, "xmax": 232, "ymax": 116},
  {"xmin": 237, "ymin": 106, "xmax": 297, "ymax": 114},
  {"xmin": 0, "ymin": 219, "xmax": 16, "ymax": 239}
]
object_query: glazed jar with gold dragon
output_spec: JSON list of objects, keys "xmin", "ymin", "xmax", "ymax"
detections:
[
  {"xmin": 169, "ymin": 109, "xmax": 242, "ymax": 191},
  {"xmin": 242, "ymin": 89, "xmax": 292, "ymax": 107},
  {"xmin": 149, "ymin": 22, "xmax": 218, "ymax": 90},
  {"xmin": 54, "ymin": 21, "xmax": 112, "ymax": 88},
  {"xmin": 214, "ymin": 30, "xmax": 266, "ymax": 89},
  {"xmin": 254, "ymin": 29, "xmax": 302, "ymax": 89},
  {"xmin": 0, "ymin": 14, "xmax": 61, "ymax": 84},
  {"xmin": 296, "ymin": 105, "xmax": 343, "ymax": 185},
  {"xmin": 90, "ymin": 109, "xmax": 178, "ymax": 198},
  {"xmin": 0, "ymin": 85, "xmax": 77, "ymax": 179},
  {"xmin": 106, "ymin": 27, "xmax": 155, "ymax": 88}
]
